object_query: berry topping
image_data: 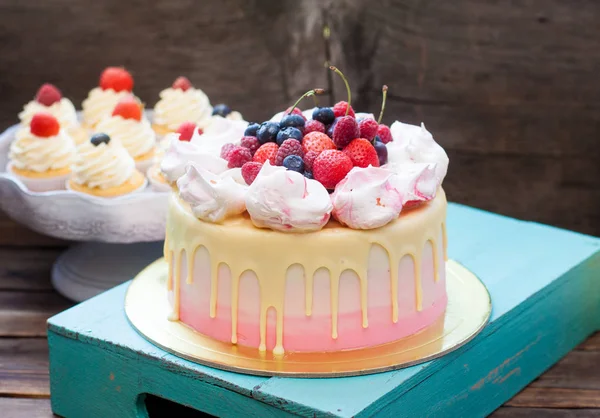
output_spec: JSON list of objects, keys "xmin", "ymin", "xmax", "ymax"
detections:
[
  {"xmin": 99, "ymin": 67, "xmax": 134, "ymax": 92},
  {"xmin": 172, "ymin": 76, "xmax": 192, "ymax": 91},
  {"xmin": 283, "ymin": 155, "xmax": 305, "ymax": 173},
  {"xmin": 244, "ymin": 122, "xmax": 260, "ymax": 137},
  {"xmin": 312, "ymin": 149, "xmax": 353, "ymax": 189},
  {"xmin": 275, "ymin": 138, "xmax": 304, "ymax": 166},
  {"xmin": 332, "ymin": 116, "xmax": 359, "ymax": 148},
  {"xmin": 303, "ymin": 150, "xmax": 319, "ymax": 172},
  {"xmin": 226, "ymin": 146, "xmax": 252, "ymax": 168},
  {"xmin": 253, "ymin": 142, "xmax": 279, "ymax": 164},
  {"xmin": 212, "ymin": 104, "xmax": 232, "ymax": 117},
  {"xmin": 35, "ymin": 83, "xmax": 62, "ymax": 106},
  {"xmin": 343, "ymin": 138, "xmax": 380, "ymax": 168},
  {"xmin": 377, "ymin": 124, "xmax": 393, "ymax": 144},
  {"xmin": 303, "ymin": 119, "xmax": 326, "ymax": 134},
  {"xmin": 90, "ymin": 133, "xmax": 111, "ymax": 146},
  {"xmin": 326, "ymin": 118, "xmax": 338, "ymax": 137},
  {"xmin": 280, "ymin": 114, "xmax": 305, "ymax": 131},
  {"xmin": 240, "ymin": 136, "xmax": 261, "ymax": 154},
  {"xmin": 112, "ymin": 96, "xmax": 142, "ymax": 121},
  {"xmin": 303, "ymin": 171, "xmax": 314, "ymax": 179},
  {"xmin": 358, "ymin": 118, "xmax": 379, "ymax": 142},
  {"xmin": 312, "ymin": 107, "xmax": 335, "ymax": 125},
  {"xmin": 301, "ymin": 131, "xmax": 336, "ymax": 154},
  {"xmin": 220, "ymin": 143, "xmax": 236, "ymax": 160},
  {"xmin": 333, "ymin": 101, "xmax": 355, "ymax": 118},
  {"xmin": 241, "ymin": 161, "xmax": 263, "ymax": 185},
  {"xmin": 373, "ymin": 138, "xmax": 388, "ymax": 166},
  {"xmin": 284, "ymin": 88, "xmax": 324, "ymax": 122},
  {"xmin": 256, "ymin": 121, "xmax": 280, "ymax": 144},
  {"xmin": 284, "ymin": 106, "xmax": 305, "ymax": 118},
  {"xmin": 276, "ymin": 126, "xmax": 303, "ymax": 145},
  {"xmin": 30, "ymin": 113, "xmax": 60, "ymax": 138},
  {"xmin": 176, "ymin": 122, "xmax": 200, "ymax": 142}
]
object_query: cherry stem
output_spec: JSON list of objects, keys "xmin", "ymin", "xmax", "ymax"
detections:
[
  {"xmin": 377, "ymin": 85, "xmax": 388, "ymax": 124},
  {"xmin": 329, "ymin": 66, "xmax": 351, "ymax": 116},
  {"xmin": 288, "ymin": 89, "xmax": 325, "ymax": 115}
]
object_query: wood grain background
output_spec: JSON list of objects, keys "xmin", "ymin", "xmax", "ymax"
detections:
[{"xmin": 0, "ymin": 0, "xmax": 599, "ymax": 236}]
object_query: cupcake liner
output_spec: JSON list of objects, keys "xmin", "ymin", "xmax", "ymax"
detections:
[
  {"xmin": 66, "ymin": 173, "xmax": 148, "ymax": 199},
  {"xmin": 6, "ymin": 163, "xmax": 69, "ymax": 192}
]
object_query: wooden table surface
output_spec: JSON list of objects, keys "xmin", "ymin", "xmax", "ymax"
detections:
[{"xmin": 0, "ymin": 211, "xmax": 598, "ymax": 417}]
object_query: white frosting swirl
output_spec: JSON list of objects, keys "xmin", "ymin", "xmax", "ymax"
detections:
[
  {"xmin": 177, "ymin": 164, "xmax": 248, "ymax": 223},
  {"xmin": 387, "ymin": 122, "xmax": 449, "ymax": 185},
  {"xmin": 71, "ymin": 139, "xmax": 135, "ymax": 189},
  {"xmin": 19, "ymin": 98, "xmax": 78, "ymax": 130},
  {"xmin": 386, "ymin": 162, "xmax": 438, "ymax": 204},
  {"xmin": 82, "ymin": 87, "xmax": 137, "ymax": 126},
  {"xmin": 245, "ymin": 162, "xmax": 333, "ymax": 232},
  {"xmin": 95, "ymin": 115, "xmax": 156, "ymax": 158},
  {"xmin": 331, "ymin": 166, "xmax": 404, "ymax": 229},
  {"xmin": 9, "ymin": 128, "xmax": 76, "ymax": 172},
  {"xmin": 195, "ymin": 116, "xmax": 248, "ymax": 154},
  {"xmin": 153, "ymin": 87, "xmax": 212, "ymax": 131}
]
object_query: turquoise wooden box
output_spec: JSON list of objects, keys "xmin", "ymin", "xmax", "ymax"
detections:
[{"xmin": 47, "ymin": 203, "xmax": 600, "ymax": 417}]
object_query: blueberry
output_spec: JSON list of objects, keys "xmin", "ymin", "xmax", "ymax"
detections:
[
  {"xmin": 374, "ymin": 135, "xmax": 383, "ymax": 143},
  {"xmin": 244, "ymin": 122, "xmax": 260, "ymax": 137},
  {"xmin": 283, "ymin": 155, "xmax": 305, "ymax": 173},
  {"xmin": 256, "ymin": 121, "xmax": 280, "ymax": 144},
  {"xmin": 303, "ymin": 170, "xmax": 314, "ymax": 179},
  {"xmin": 326, "ymin": 118, "xmax": 339, "ymax": 137},
  {"xmin": 90, "ymin": 133, "xmax": 110, "ymax": 146},
  {"xmin": 374, "ymin": 140, "xmax": 388, "ymax": 166},
  {"xmin": 312, "ymin": 107, "xmax": 335, "ymax": 125},
  {"xmin": 280, "ymin": 114, "xmax": 305, "ymax": 131},
  {"xmin": 276, "ymin": 127, "xmax": 303, "ymax": 146},
  {"xmin": 212, "ymin": 104, "xmax": 232, "ymax": 117}
]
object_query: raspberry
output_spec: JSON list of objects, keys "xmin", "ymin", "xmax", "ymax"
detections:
[
  {"xmin": 227, "ymin": 146, "xmax": 252, "ymax": 168},
  {"xmin": 111, "ymin": 96, "xmax": 142, "ymax": 121},
  {"xmin": 303, "ymin": 119, "xmax": 325, "ymax": 134},
  {"xmin": 241, "ymin": 162, "xmax": 263, "ymax": 185},
  {"xmin": 358, "ymin": 118, "xmax": 378, "ymax": 141},
  {"xmin": 333, "ymin": 101, "xmax": 355, "ymax": 118},
  {"xmin": 172, "ymin": 76, "xmax": 192, "ymax": 91},
  {"xmin": 253, "ymin": 142, "xmax": 279, "ymax": 164},
  {"xmin": 275, "ymin": 138, "xmax": 304, "ymax": 166},
  {"xmin": 176, "ymin": 122, "xmax": 200, "ymax": 142},
  {"xmin": 377, "ymin": 124, "xmax": 393, "ymax": 144},
  {"xmin": 240, "ymin": 136, "xmax": 261, "ymax": 155},
  {"xmin": 35, "ymin": 84, "xmax": 62, "ymax": 106},
  {"xmin": 332, "ymin": 116, "xmax": 359, "ymax": 148},
  {"xmin": 312, "ymin": 150, "xmax": 353, "ymax": 189},
  {"xmin": 284, "ymin": 106, "xmax": 306, "ymax": 119},
  {"xmin": 304, "ymin": 150, "xmax": 319, "ymax": 172},
  {"xmin": 343, "ymin": 138, "xmax": 380, "ymax": 168},
  {"xmin": 30, "ymin": 113, "xmax": 60, "ymax": 137},
  {"xmin": 220, "ymin": 143, "xmax": 236, "ymax": 159},
  {"xmin": 301, "ymin": 132, "xmax": 336, "ymax": 154},
  {"xmin": 99, "ymin": 67, "xmax": 134, "ymax": 92}
]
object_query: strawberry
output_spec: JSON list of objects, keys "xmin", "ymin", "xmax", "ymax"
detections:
[
  {"xmin": 333, "ymin": 101, "xmax": 355, "ymax": 118},
  {"xmin": 301, "ymin": 132, "xmax": 335, "ymax": 154},
  {"xmin": 99, "ymin": 67, "xmax": 134, "ymax": 92},
  {"xmin": 275, "ymin": 139, "xmax": 304, "ymax": 166},
  {"xmin": 111, "ymin": 96, "xmax": 142, "ymax": 121},
  {"xmin": 241, "ymin": 162, "xmax": 263, "ymax": 185},
  {"xmin": 303, "ymin": 119, "xmax": 325, "ymax": 134},
  {"xmin": 172, "ymin": 76, "xmax": 192, "ymax": 91},
  {"xmin": 176, "ymin": 122, "xmax": 201, "ymax": 141},
  {"xmin": 358, "ymin": 118, "xmax": 378, "ymax": 141},
  {"xmin": 377, "ymin": 124, "xmax": 393, "ymax": 144},
  {"xmin": 227, "ymin": 146, "xmax": 252, "ymax": 168},
  {"xmin": 312, "ymin": 150, "xmax": 353, "ymax": 189},
  {"xmin": 253, "ymin": 142, "xmax": 279, "ymax": 165},
  {"xmin": 304, "ymin": 150, "xmax": 319, "ymax": 172},
  {"xmin": 343, "ymin": 138, "xmax": 380, "ymax": 168},
  {"xmin": 35, "ymin": 83, "xmax": 62, "ymax": 106},
  {"xmin": 30, "ymin": 113, "xmax": 60, "ymax": 137},
  {"xmin": 332, "ymin": 116, "xmax": 359, "ymax": 148}
]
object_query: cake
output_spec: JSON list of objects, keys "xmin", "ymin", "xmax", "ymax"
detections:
[
  {"xmin": 161, "ymin": 70, "xmax": 449, "ymax": 355},
  {"xmin": 7, "ymin": 112, "xmax": 76, "ymax": 192}
]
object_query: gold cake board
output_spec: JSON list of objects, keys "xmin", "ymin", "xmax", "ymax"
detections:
[{"xmin": 125, "ymin": 259, "xmax": 491, "ymax": 378}]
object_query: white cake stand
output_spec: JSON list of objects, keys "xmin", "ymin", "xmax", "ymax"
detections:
[{"xmin": 0, "ymin": 123, "xmax": 168, "ymax": 302}]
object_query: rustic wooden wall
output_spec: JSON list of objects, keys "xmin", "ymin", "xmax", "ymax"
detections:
[{"xmin": 1, "ymin": 0, "xmax": 599, "ymax": 236}]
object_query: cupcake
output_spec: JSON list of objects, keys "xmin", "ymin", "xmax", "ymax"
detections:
[
  {"xmin": 152, "ymin": 76, "xmax": 212, "ymax": 136},
  {"xmin": 19, "ymin": 83, "xmax": 87, "ymax": 144},
  {"xmin": 7, "ymin": 113, "xmax": 76, "ymax": 192},
  {"xmin": 68, "ymin": 132, "xmax": 147, "ymax": 198},
  {"xmin": 94, "ymin": 96, "xmax": 157, "ymax": 172},
  {"xmin": 211, "ymin": 103, "xmax": 244, "ymax": 123},
  {"xmin": 82, "ymin": 67, "xmax": 140, "ymax": 129}
]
